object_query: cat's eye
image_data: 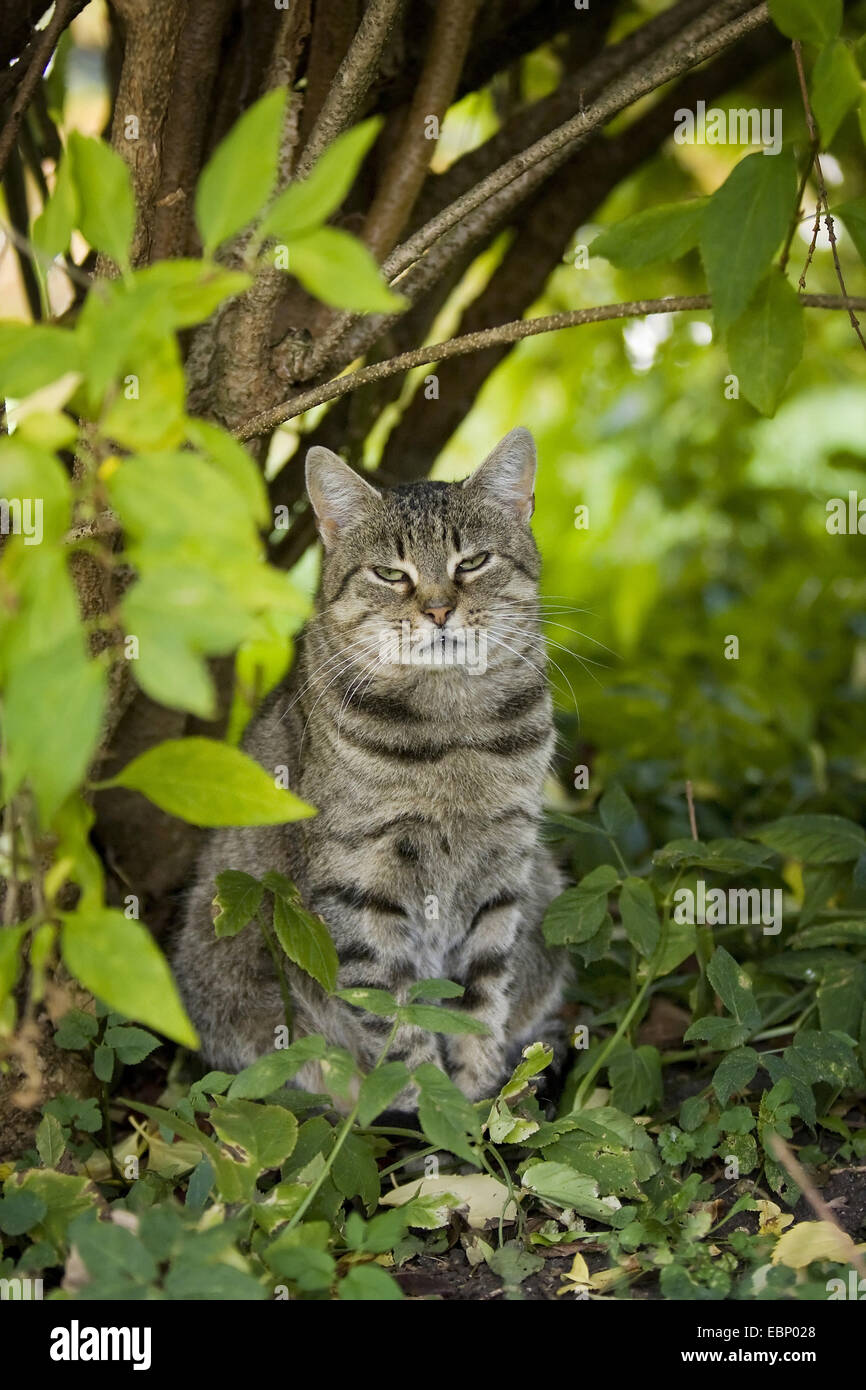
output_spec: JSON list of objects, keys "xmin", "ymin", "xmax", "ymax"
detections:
[
  {"xmin": 456, "ymin": 552, "xmax": 489, "ymax": 573},
  {"xmin": 372, "ymin": 565, "xmax": 409, "ymax": 583}
]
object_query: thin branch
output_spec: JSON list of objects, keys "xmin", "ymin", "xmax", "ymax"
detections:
[
  {"xmin": 767, "ymin": 1133, "xmax": 866, "ymax": 1282},
  {"xmin": 0, "ymin": 0, "xmax": 82, "ymax": 182},
  {"xmin": 294, "ymin": 0, "xmax": 406, "ymax": 179},
  {"xmin": 238, "ymin": 291, "xmax": 865, "ymax": 440},
  {"xmin": 792, "ymin": 39, "xmax": 866, "ymax": 353},
  {"xmin": 363, "ymin": 0, "xmax": 483, "ymax": 259},
  {"xmin": 779, "ymin": 148, "xmax": 816, "ymax": 274},
  {"xmin": 302, "ymin": 1, "xmax": 770, "ymax": 380}
]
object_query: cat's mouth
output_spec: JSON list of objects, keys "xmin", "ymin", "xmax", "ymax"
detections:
[{"xmin": 376, "ymin": 621, "xmax": 488, "ymax": 674}]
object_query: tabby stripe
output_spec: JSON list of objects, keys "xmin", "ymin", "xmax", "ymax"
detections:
[
  {"xmin": 468, "ymin": 893, "xmax": 518, "ymax": 935},
  {"xmin": 311, "ymin": 882, "xmax": 407, "ymax": 917},
  {"xmin": 337, "ymin": 941, "xmax": 378, "ymax": 965},
  {"xmin": 328, "ymin": 564, "xmax": 364, "ymax": 603},
  {"xmin": 494, "ymin": 683, "xmax": 546, "ymax": 720},
  {"xmin": 339, "ymin": 725, "xmax": 548, "ymax": 762},
  {"xmin": 318, "ymin": 812, "xmax": 440, "ymax": 844}
]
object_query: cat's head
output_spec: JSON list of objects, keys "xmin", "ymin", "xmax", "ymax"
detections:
[{"xmin": 305, "ymin": 428, "xmax": 540, "ymax": 674}]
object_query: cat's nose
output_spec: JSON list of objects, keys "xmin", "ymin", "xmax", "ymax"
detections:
[{"xmin": 422, "ymin": 602, "xmax": 453, "ymax": 628}]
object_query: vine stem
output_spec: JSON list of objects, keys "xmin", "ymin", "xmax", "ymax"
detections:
[{"xmin": 283, "ymin": 1019, "xmax": 400, "ymax": 1234}]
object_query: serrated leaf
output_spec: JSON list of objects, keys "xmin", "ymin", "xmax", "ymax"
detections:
[
  {"xmin": 755, "ymin": 814, "xmax": 866, "ymax": 863},
  {"xmin": 591, "ymin": 199, "xmax": 707, "ymax": 268},
  {"xmin": 414, "ymin": 1063, "xmax": 482, "ymax": 1166},
  {"xmin": 213, "ymin": 870, "xmax": 264, "ymax": 938},
  {"xmin": 356, "ymin": 1062, "xmax": 411, "ymax": 1126},
  {"xmin": 619, "ymin": 877, "xmax": 660, "ymax": 959},
  {"xmin": 273, "ymin": 893, "xmax": 339, "ymax": 993},
  {"xmin": 700, "ymin": 150, "xmax": 797, "ymax": 332},
  {"xmin": 727, "ymin": 272, "xmax": 803, "ymax": 416},
  {"xmin": 195, "ymin": 88, "xmax": 286, "ymax": 253}
]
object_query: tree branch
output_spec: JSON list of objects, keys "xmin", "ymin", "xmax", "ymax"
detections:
[
  {"xmin": 0, "ymin": 0, "xmax": 84, "ymax": 182},
  {"xmin": 295, "ymin": 0, "xmax": 405, "ymax": 179},
  {"xmin": 239, "ymin": 292, "xmax": 864, "ymax": 440},
  {"xmin": 301, "ymin": 0, "xmax": 769, "ymax": 380},
  {"xmin": 362, "ymin": 0, "xmax": 483, "ymax": 259}
]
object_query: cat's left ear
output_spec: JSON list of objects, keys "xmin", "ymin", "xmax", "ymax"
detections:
[
  {"xmin": 306, "ymin": 446, "xmax": 383, "ymax": 548},
  {"xmin": 463, "ymin": 426, "xmax": 536, "ymax": 523}
]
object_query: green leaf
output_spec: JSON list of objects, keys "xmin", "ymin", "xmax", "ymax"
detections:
[
  {"xmin": 398, "ymin": 1003, "xmax": 490, "ymax": 1036},
  {"xmin": 543, "ymin": 866, "xmax": 618, "ymax": 947},
  {"xmin": 227, "ymin": 1036, "xmax": 327, "ymax": 1099},
  {"xmin": 619, "ymin": 877, "xmax": 660, "ymax": 959},
  {"xmin": 103, "ymin": 737, "xmax": 316, "ymax": 827},
  {"xmin": 727, "ymin": 271, "xmax": 804, "ymax": 415},
  {"xmin": 599, "ymin": 783, "xmax": 638, "ymax": 838},
  {"xmin": 707, "ymin": 946, "xmax": 762, "ymax": 1029},
  {"xmin": 209, "ymin": 1097, "xmax": 299, "ymax": 1170},
  {"xmin": 36, "ymin": 1112, "xmax": 67, "ymax": 1168},
  {"xmin": 713, "ymin": 1046, "xmax": 760, "ymax": 1106},
  {"xmin": 591, "ymin": 199, "xmax": 707, "ymax": 268},
  {"xmin": 32, "ymin": 150, "xmax": 77, "ymax": 259},
  {"xmin": 102, "ymin": 1025, "xmax": 161, "ymax": 1064},
  {"xmin": 768, "ymin": 0, "xmax": 842, "ymax": 46},
  {"xmin": 61, "ymin": 908, "xmax": 199, "ymax": 1048},
  {"xmin": 414, "ymin": 1062, "xmax": 482, "ymax": 1166},
  {"xmin": 3, "ymin": 638, "xmax": 106, "ymax": 824},
  {"xmin": 608, "ymin": 1043, "xmax": 662, "ymax": 1115},
  {"xmin": 259, "ymin": 118, "xmax": 381, "ymax": 241},
  {"xmin": 195, "ymin": 88, "xmax": 286, "ymax": 253},
  {"xmin": 520, "ymin": 1163, "xmax": 618, "ymax": 1221},
  {"xmin": 338, "ymin": 1263, "xmax": 403, "ymax": 1300},
  {"xmin": 0, "ymin": 926, "xmax": 26, "ymax": 1005},
  {"xmin": 332, "ymin": 1130, "xmax": 380, "ymax": 1209},
  {"xmin": 754, "ymin": 814, "xmax": 866, "ymax": 863},
  {"xmin": 53, "ymin": 1008, "xmax": 99, "ymax": 1051},
  {"xmin": 336, "ymin": 987, "xmax": 399, "ymax": 1017},
  {"xmin": 407, "ymin": 978, "xmax": 465, "ymax": 1002},
  {"xmin": 356, "ymin": 1062, "xmax": 411, "ymax": 1126},
  {"xmin": 187, "ymin": 418, "xmax": 269, "ymax": 527},
  {"xmin": 487, "ymin": 1241, "xmax": 545, "ymax": 1286},
  {"xmin": 811, "ymin": 40, "xmax": 862, "ymax": 145},
  {"xmin": 837, "ymin": 197, "xmax": 866, "ymax": 265},
  {"xmin": 684, "ymin": 1016, "xmax": 751, "ymax": 1050},
  {"xmin": 213, "ymin": 870, "xmax": 264, "ymax": 938},
  {"xmin": 700, "ymin": 150, "xmax": 797, "ymax": 332},
  {"xmin": 67, "ymin": 132, "xmax": 135, "ymax": 270},
  {"xmin": 93, "ymin": 1044, "xmax": 115, "ymax": 1081},
  {"xmin": 286, "ymin": 226, "xmax": 407, "ymax": 312},
  {"xmin": 0, "ymin": 1189, "xmax": 48, "ymax": 1236},
  {"xmin": 273, "ymin": 893, "xmax": 339, "ymax": 993}
]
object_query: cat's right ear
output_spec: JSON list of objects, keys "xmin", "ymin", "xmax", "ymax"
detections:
[{"xmin": 305, "ymin": 447, "xmax": 383, "ymax": 549}]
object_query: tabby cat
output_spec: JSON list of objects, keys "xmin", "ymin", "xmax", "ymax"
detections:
[{"xmin": 175, "ymin": 427, "xmax": 570, "ymax": 1105}]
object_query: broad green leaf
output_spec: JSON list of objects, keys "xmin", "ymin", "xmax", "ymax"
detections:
[
  {"xmin": 608, "ymin": 1043, "xmax": 662, "ymax": 1115},
  {"xmin": 103, "ymin": 737, "xmax": 315, "ymax": 827},
  {"xmin": 543, "ymin": 866, "xmax": 618, "ymax": 947},
  {"xmin": 591, "ymin": 199, "xmax": 707, "ymax": 268},
  {"xmin": 0, "ymin": 1189, "xmax": 48, "ymax": 1235},
  {"xmin": 768, "ymin": 0, "xmax": 842, "ymax": 46},
  {"xmin": 599, "ymin": 783, "xmax": 638, "ymax": 837},
  {"xmin": 754, "ymin": 814, "xmax": 866, "ymax": 863},
  {"xmin": 356, "ymin": 1061, "xmax": 412, "ymax": 1126},
  {"xmin": 713, "ymin": 1046, "xmax": 760, "ymax": 1106},
  {"xmin": 727, "ymin": 272, "xmax": 803, "ymax": 415},
  {"xmin": 3, "ymin": 637, "xmax": 106, "ymax": 824},
  {"xmin": 68, "ymin": 132, "xmax": 135, "ymax": 270},
  {"xmin": 619, "ymin": 877, "xmax": 660, "ymax": 959},
  {"xmin": 68, "ymin": 1209, "xmax": 158, "ymax": 1285},
  {"xmin": 398, "ymin": 1003, "xmax": 490, "ymax": 1036},
  {"xmin": 227, "ymin": 1036, "xmax": 327, "ymax": 1099},
  {"xmin": 259, "ymin": 118, "xmax": 381, "ymax": 241},
  {"xmin": 811, "ymin": 41, "xmax": 862, "ymax": 145},
  {"xmin": 407, "ymin": 978, "xmax": 465, "ymax": 1002},
  {"xmin": 195, "ymin": 88, "xmax": 286, "ymax": 253},
  {"xmin": 684, "ymin": 1015, "xmax": 751, "ymax": 1051},
  {"xmin": 213, "ymin": 870, "xmax": 264, "ymax": 938},
  {"xmin": 520, "ymin": 1162, "xmax": 618, "ymax": 1221},
  {"xmin": 286, "ymin": 226, "xmax": 406, "ymax": 312},
  {"xmin": 414, "ymin": 1062, "xmax": 482, "ymax": 1166},
  {"xmin": 707, "ymin": 946, "xmax": 762, "ymax": 1029},
  {"xmin": 102, "ymin": 1025, "xmax": 161, "ymax": 1064},
  {"xmin": 32, "ymin": 150, "xmax": 77, "ymax": 259},
  {"xmin": 187, "ymin": 418, "xmax": 269, "ymax": 526},
  {"xmin": 273, "ymin": 893, "xmax": 339, "ymax": 993},
  {"xmin": 332, "ymin": 1130, "xmax": 380, "ymax": 1209},
  {"xmin": 6, "ymin": 1171, "xmax": 92, "ymax": 1254},
  {"xmin": 700, "ymin": 150, "xmax": 797, "ymax": 332},
  {"xmin": 35, "ymin": 1112, "xmax": 66, "ymax": 1168},
  {"xmin": 336, "ymin": 987, "xmax": 399, "ymax": 1017},
  {"xmin": 209, "ymin": 1096, "xmax": 299, "ymax": 1170},
  {"xmin": 0, "ymin": 322, "xmax": 80, "ymax": 397},
  {"xmin": 61, "ymin": 908, "xmax": 198, "ymax": 1047},
  {"xmin": 338, "ymin": 1264, "xmax": 403, "ymax": 1300}
]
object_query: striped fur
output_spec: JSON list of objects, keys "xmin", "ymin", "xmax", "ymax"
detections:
[{"xmin": 175, "ymin": 429, "xmax": 570, "ymax": 1105}]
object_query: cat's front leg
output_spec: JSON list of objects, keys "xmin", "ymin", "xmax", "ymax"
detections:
[{"xmin": 445, "ymin": 897, "xmax": 521, "ymax": 1100}]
